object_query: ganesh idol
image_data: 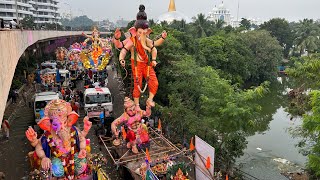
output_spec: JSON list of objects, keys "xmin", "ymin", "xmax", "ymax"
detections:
[
  {"xmin": 25, "ymin": 99, "xmax": 92, "ymax": 179},
  {"xmin": 113, "ymin": 4, "xmax": 167, "ymax": 110},
  {"xmin": 111, "ymin": 97, "xmax": 151, "ymax": 154}
]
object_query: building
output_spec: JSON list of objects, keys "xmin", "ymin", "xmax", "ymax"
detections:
[
  {"xmin": 0, "ymin": 0, "xmax": 33, "ymax": 21},
  {"xmin": 157, "ymin": 0, "xmax": 190, "ymax": 24},
  {"xmin": 208, "ymin": 1, "xmax": 263, "ymax": 28},
  {"xmin": 98, "ymin": 19, "xmax": 115, "ymax": 31},
  {"xmin": 208, "ymin": 2, "xmax": 232, "ymax": 26},
  {"xmin": 0, "ymin": 0, "xmax": 60, "ymax": 24},
  {"xmin": 29, "ymin": 0, "xmax": 60, "ymax": 24}
]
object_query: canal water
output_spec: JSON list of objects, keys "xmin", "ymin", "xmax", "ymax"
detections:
[{"xmin": 236, "ymin": 78, "xmax": 307, "ymax": 180}]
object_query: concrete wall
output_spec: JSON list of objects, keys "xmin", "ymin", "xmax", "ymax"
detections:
[{"xmin": 0, "ymin": 30, "xmax": 99, "ymax": 126}]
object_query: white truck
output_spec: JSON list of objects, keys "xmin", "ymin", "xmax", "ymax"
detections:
[
  {"xmin": 33, "ymin": 91, "xmax": 60, "ymax": 123},
  {"xmin": 58, "ymin": 69, "xmax": 71, "ymax": 87},
  {"xmin": 84, "ymin": 87, "xmax": 113, "ymax": 120}
]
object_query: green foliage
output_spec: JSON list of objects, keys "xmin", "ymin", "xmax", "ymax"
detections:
[
  {"xmin": 155, "ymin": 55, "xmax": 269, "ymax": 173},
  {"xmin": 240, "ymin": 18, "xmax": 251, "ymax": 30},
  {"xmin": 192, "ymin": 13, "xmax": 209, "ymax": 38},
  {"xmin": 166, "ymin": 162, "xmax": 191, "ymax": 180},
  {"xmin": 287, "ymin": 54, "xmax": 320, "ymax": 177},
  {"xmin": 286, "ymin": 54, "xmax": 320, "ymax": 89},
  {"xmin": 260, "ymin": 18, "xmax": 294, "ymax": 57},
  {"xmin": 298, "ymin": 90, "xmax": 320, "ymax": 176},
  {"xmin": 126, "ymin": 20, "xmax": 135, "ymax": 30},
  {"xmin": 286, "ymin": 54, "xmax": 320, "ymax": 116},
  {"xmin": 240, "ymin": 30, "xmax": 283, "ymax": 84},
  {"xmin": 196, "ymin": 33, "xmax": 254, "ymax": 85},
  {"xmin": 21, "ymin": 16, "xmax": 35, "ymax": 29},
  {"xmin": 61, "ymin": 15, "xmax": 94, "ymax": 28},
  {"xmin": 115, "ymin": 15, "xmax": 285, "ymax": 175},
  {"xmin": 292, "ymin": 19, "xmax": 320, "ymax": 55}
]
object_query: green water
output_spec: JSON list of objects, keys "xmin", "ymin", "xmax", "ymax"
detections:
[{"xmin": 236, "ymin": 77, "xmax": 307, "ymax": 179}]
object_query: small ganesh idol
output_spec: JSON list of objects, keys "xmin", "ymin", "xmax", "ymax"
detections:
[
  {"xmin": 25, "ymin": 99, "xmax": 92, "ymax": 179},
  {"xmin": 111, "ymin": 97, "xmax": 151, "ymax": 153}
]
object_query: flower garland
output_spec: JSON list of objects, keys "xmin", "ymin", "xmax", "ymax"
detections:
[{"xmin": 45, "ymin": 128, "xmax": 77, "ymax": 179}]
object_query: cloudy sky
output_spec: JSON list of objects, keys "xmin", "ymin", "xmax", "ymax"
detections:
[{"xmin": 59, "ymin": 0, "xmax": 320, "ymax": 22}]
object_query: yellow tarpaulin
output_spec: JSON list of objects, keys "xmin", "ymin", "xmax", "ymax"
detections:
[{"xmin": 97, "ymin": 168, "xmax": 108, "ymax": 180}]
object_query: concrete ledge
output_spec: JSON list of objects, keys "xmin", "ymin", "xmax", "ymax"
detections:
[{"xmin": 0, "ymin": 30, "xmax": 110, "ymax": 126}]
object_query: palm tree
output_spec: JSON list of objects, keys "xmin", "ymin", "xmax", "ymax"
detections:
[
  {"xmin": 215, "ymin": 19, "xmax": 225, "ymax": 29},
  {"xmin": 293, "ymin": 19, "xmax": 320, "ymax": 55},
  {"xmin": 193, "ymin": 13, "xmax": 209, "ymax": 38},
  {"xmin": 160, "ymin": 21, "xmax": 169, "ymax": 28},
  {"xmin": 149, "ymin": 19, "xmax": 156, "ymax": 27}
]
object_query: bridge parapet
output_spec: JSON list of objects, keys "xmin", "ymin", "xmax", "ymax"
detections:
[{"xmin": 0, "ymin": 30, "xmax": 111, "ymax": 125}]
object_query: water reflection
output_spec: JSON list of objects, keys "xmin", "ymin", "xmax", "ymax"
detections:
[{"xmin": 237, "ymin": 78, "xmax": 307, "ymax": 179}]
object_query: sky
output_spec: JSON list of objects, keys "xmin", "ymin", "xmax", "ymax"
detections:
[{"xmin": 59, "ymin": 0, "xmax": 320, "ymax": 23}]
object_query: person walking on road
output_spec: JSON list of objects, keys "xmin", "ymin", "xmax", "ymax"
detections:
[
  {"xmin": 22, "ymin": 89, "xmax": 27, "ymax": 105},
  {"xmin": 1, "ymin": 119, "xmax": 10, "ymax": 140},
  {"xmin": 11, "ymin": 89, "xmax": 17, "ymax": 104}
]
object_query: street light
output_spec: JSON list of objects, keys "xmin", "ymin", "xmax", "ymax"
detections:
[
  {"xmin": 14, "ymin": 0, "xmax": 19, "ymax": 24},
  {"xmin": 64, "ymin": 3, "xmax": 72, "ymax": 20},
  {"xmin": 54, "ymin": 12, "xmax": 57, "ymax": 30},
  {"xmin": 64, "ymin": 3, "xmax": 72, "ymax": 30},
  {"xmin": 34, "ymin": 1, "xmax": 39, "ymax": 30},
  {"xmin": 78, "ymin": 9, "xmax": 84, "ymax": 30}
]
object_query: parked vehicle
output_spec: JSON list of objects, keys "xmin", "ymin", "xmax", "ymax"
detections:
[
  {"xmin": 33, "ymin": 92, "xmax": 60, "ymax": 123},
  {"xmin": 84, "ymin": 87, "xmax": 113, "ymax": 121}
]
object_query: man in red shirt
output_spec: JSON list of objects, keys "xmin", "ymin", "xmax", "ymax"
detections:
[
  {"xmin": 2, "ymin": 119, "xmax": 10, "ymax": 140},
  {"xmin": 71, "ymin": 100, "xmax": 79, "ymax": 114}
]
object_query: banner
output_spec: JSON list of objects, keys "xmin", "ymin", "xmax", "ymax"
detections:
[{"xmin": 195, "ymin": 135, "xmax": 215, "ymax": 180}]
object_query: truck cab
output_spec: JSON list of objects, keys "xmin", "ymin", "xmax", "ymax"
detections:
[
  {"xmin": 58, "ymin": 69, "xmax": 71, "ymax": 87},
  {"xmin": 33, "ymin": 92, "xmax": 60, "ymax": 123},
  {"xmin": 84, "ymin": 87, "xmax": 113, "ymax": 120}
]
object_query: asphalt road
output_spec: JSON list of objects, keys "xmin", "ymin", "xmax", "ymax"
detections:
[{"xmin": 0, "ymin": 60, "xmax": 132, "ymax": 179}]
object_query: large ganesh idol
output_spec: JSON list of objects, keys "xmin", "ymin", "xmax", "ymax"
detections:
[
  {"xmin": 67, "ymin": 43, "xmax": 83, "ymax": 71},
  {"xmin": 111, "ymin": 97, "xmax": 151, "ymax": 154},
  {"xmin": 25, "ymin": 99, "xmax": 92, "ymax": 179},
  {"xmin": 55, "ymin": 47, "xmax": 68, "ymax": 69},
  {"xmin": 113, "ymin": 4, "xmax": 167, "ymax": 109},
  {"xmin": 81, "ymin": 27, "xmax": 110, "ymax": 71}
]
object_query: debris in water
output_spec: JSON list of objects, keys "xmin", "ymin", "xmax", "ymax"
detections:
[
  {"xmin": 256, "ymin": 147, "xmax": 262, "ymax": 151},
  {"xmin": 273, "ymin": 158, "xmax": 290, "ymax": 164}
]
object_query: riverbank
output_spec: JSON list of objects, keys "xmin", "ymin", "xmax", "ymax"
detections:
[{"xmin": 236, "ymin": 107, "xmax": 308, "ymax": 180}]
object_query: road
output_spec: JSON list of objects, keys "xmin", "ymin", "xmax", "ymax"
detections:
[{"xmin": 0, "ymin": 61, "xmax": 133, "ymax": 179}]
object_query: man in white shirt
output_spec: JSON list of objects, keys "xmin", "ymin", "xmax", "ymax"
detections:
[{"xmin": 9, "ymin": 19, "xmax": 17, "ymax": 29}]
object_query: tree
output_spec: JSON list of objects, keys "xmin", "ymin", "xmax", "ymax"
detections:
[
  {"xmin": 149, "ymin": 19, "xmax": 156, "ymax": 27},
  {"xmin": 240, "ymin": 30, "xmax": 283, "ymax": 85},
  {"xmin": 193, "ymin": 13, "xmax": 210, "ymax": 38},
  {"xmin": 216, "ymin": 19, "xmax": 225, "ymax": 29},
  {"xmin": 158, "ymin": 57, "xmax": 269, "ymax": 174},
  {"xmin": 21, "ymin": 16, "xmax": 35, "ymax": 29},
  {"xmin": 169, "ymin": 20, "xmax": 187, "ymax": 32},
  {"xmin": 196, "ymin": 34, "xmax": 255, "ymax": 85},
  {"xmin": 240, "ymin": 18, "xmax": 251, "ymax": 30},
  {"xmin": 126, "ymin": 20, "xmax": 135, "ymax": 29},
  {"xmin": 292, "ymin": 19, "xmax": 320, "ymax": 55},
  {"xmin": 224, "ymin": 25, "xmax": 234, "ymax": 33},
  {"xmin": 61, "ymin": 15, "xmax": 94, "ymax": 29},
  {"xmin": 286, "ymin": 54, "xmax": 320, "ymax": 177},
  {"xmin": 260, "ymin": 18, "xmax": 294, "ymax": 57}
]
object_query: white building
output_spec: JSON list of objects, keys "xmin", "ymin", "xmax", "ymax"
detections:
[
  {"xmin": 0, "ymin": 0, "xmax": 60, "ymax": 24},
  {"xmin": 208, "ymin": 1, "xmax": 263, "ymax": 28},
  {"xmin": 0, "ymin": 0, "xmax": 33, "ymax": 21},
  {"xmin": 157, "ymin": 0, "xmax": 191, "ymax": 24},
  {"xmin": 208, "ymin": 2, "xmax": 232, "ymax": 26}
]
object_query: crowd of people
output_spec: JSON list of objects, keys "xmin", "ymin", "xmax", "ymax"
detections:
[
  {"xmin": 60, "ymin": 87, "xmax": 84, "ymax": 114},
  {"xmin": 0, "ymin": 18, "xmax": 22, "ymax": 30}
]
